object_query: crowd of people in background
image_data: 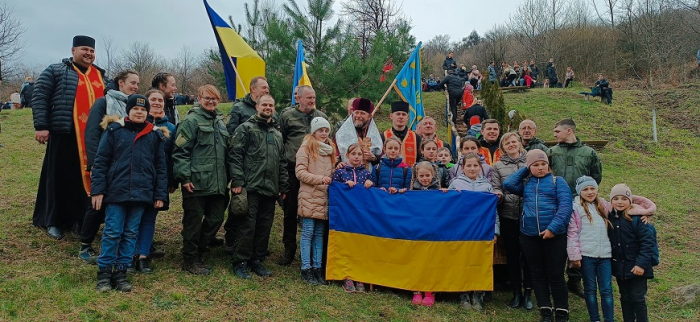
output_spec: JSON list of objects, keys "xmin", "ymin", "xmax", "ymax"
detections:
[{"xmin": 24, "ymin": 35, "xmax": 660, "ymax": 322}]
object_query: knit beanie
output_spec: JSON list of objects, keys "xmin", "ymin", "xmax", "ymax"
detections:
[
  {"xmin": 469, "ymin": 116, "xmax": 481, "ymax": 127},
  {"xmin": 575, "ymin": 175, "xmax": 598, "ymax": 195},
  {"xmin": 310, "ymin": 117, "xmax": 330, "ymax": 135},
  {"xmin": 125, "ymin": 94, "xmax": 150, "ymax": 115},
  {"xmin": 609, "ymin": 183, "xmax": 632, "ymax": 201},
  {"xmin": 525, "ymin": 149, "xmax": 548, "ymax": 168}
]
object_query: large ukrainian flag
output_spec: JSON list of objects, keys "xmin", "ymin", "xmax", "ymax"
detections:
[
  {"xmin": 393, "ymin": 42, "xmax": 425, "ymax": 131},
  {"xmin": 291, "ymin": 40, "xmax": 312, "ymax": 105},
  {"xmin": 327, "ymin": 184, "xmax": 497, "ymax": 292},
  {"xmin": 204, "ymin": 0, "xmax": 265, "ymax": 100}
]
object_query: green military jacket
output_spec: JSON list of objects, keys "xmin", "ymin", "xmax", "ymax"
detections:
[
  {"xmin": 226, "ymin": 93, "xmax": 257, "ymax": 134},
  {"xmin": 548, "ymin": 138, "xmax": 603, "ymax": 195},
  {"xmin": 279, "ymin": 106, "xmax": 328, "ymax": 163},
  {"xmin": 228, "ymin": 115, "xmax": 289, "ymax": 197},
  {"xmin": 524, "ymin": 137, "xmax": 549, "ymax": 153},
  {"xmin": 172, "ymin": 105, "xmax": 230, "ymax": 197}
]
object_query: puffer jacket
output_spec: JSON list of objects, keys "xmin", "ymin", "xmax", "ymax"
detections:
[
  {"xmin": 226, "ymin": 93, "xmax": 256, "ymax": 134},
  {"xmin": 438, "ymin": 74, "xmax": 464, "ymax": 94},
  {"xmin": 370, "ymin": 157, "xmax": 412, "ymax": 190},
  {"xmin": 491, "ymin": 153, "xmax": 527, "ymax": 221},
  {"xmin": 332, "ymin": 165, "xmax": 372, "ymax": 185},
  {"xmin": 153, "ymin": 116, "xmax": 177, "ymax": 194},
  {"xmin": 279, "ymin": 106, "xmax": 328, "ymax": 163},
  {"xmin": 503, "ymin": 167, "xmax": 573, "ymax": 237},
  {"xmin": 608, "ymin": 209, "xmax": 655, "ymax": 280},
  {"xmin": 172, "ymin": 105, "xmax": 230, "ymax": 198},
  {"xmin": 548, "ymin": 138, "xmax": 602, "ymax": 195},
  {"xmin": 229, "ymin": 115, "xmax": 289, "ymax": 197},
  {"xmin": 523, "ymin": 137, "xmax": 549, "ymax": 152},
  {"xmin": 448, "ymin": 173, "xmax": 500, "ymax": 236},
  {"xmin": 295, "ymin": 140, "xmax": 336, "ymax": 220},
  {"xmin": 442, "ymin": 56, "xmax": 457, "ymax": 71},
  {"xmin": 90, "ymin": 116, "xmax": 168, "ymax": 205},
  {"xmin": 546, "ymin": 62, "xmax": 558, "ymax": 81},
  {"xmin": 32, "ymin": 58, "xmax": 105, "ymax": 132},
  {"xmin": 449, "ymin": 154, "xmax": 493, "ymax": 185}
]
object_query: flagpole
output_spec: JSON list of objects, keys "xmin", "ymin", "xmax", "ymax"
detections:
[
  {"xmin": 372, "ymin": 78, "xmax": 397, "ymax": 117},
  {"xmin": 228, "ymin": 55, "xmax": 249, "ymax": 96}
]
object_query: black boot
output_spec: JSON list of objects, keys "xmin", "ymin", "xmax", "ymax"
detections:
[
  {"xmin": 509, "ymin": 290, "xmax": 523, "ymax": 308},
  {"xmin": 96, "ymin": 267, "xmax": 112, "ymax": 292},
  {"xmin": 300, "ymin": 269, "xmax": 318, "ymax": 286},
  {"xmin": 182, "ymin": 260, "xmax": 210, "ymax": 275},
  {"xmin": 522, "ymin": 288, "xmax": 534, "ymax": 311},
  {"xmin": 111, "ymin": 268, "xmax": 133, "ymax": 292},
  {"xmin": 567, "ymin": 279, "xmax": 585, "ymax": 299},
  {"xmin": 149, "ymin": 245, "xmax": 165, "ymax": 258},
  {"xmin": 312, "ymin": 268, "xmax": 328, "ymax": 285},
  {"xmin": 277, "ymin": 247, "xmax": 295, "ymax": 266},
  {"xmin": 554, "ymin": 308, "xmax": 569, "ymax": 322},
  {"xmin": 248, "ymin": 260, "xmax": 272, "ymax": 277},
  {"xmin": 136, "ymin": 257, "xmax": 152, "ymax": 274},
  {"xmin": 233, "ymin": 262, "xmax": 252, "ymax": 279},
  {"xmin": 539, "ymin": 307, "xmax": 553, "ymax": 322}
]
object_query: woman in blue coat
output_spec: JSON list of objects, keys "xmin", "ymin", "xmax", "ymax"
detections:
[{"xmin": 503, "ymin": 149, "xmax": 573, "ymax": 322}]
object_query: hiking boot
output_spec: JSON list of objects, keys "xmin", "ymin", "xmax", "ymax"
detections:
[
  {"xmin": 47, "ymin": 226, "xmax": 64, "ymax": 240},
  {"xmin": 71, "ymin": 222, "xmax": 81, "ymax": 238},
  {"xmin": 126, "ymin": 256, "xmax": 137, "ymax": 274},
  {"xmin": 182, "ymin": 260, "xmax": 210, "ymax": 275},
  {"xmin": 96, "ymin": 267, "xmax": 112, "ymax": 292},
  {"xmin": 149, "ymin": 245, "xmax": 165, "ymax": 259},
  {"xmin": 208, "ymin": 237, "xmax": 224, "ymax": 248},
  {"xmin": 136, "ymin": 257, "xmax": 152, "ymax": 274},
  {"xmin": 522, "ymin": 289, "xmax": 534, "ymax": 311},
  {"xmin": 459, "ymin": 293, "xmax": 472, "ymax": 309},
  {"xmin": 301, "ymin": 269, "xmax": 318, "ymax": 286},
  {"xmin": 568, "ymin": 279, "xmax": 585, "ymax": 299},
  {"xmin": 355, "ymin": 282, "xmax": 365, "ymax": 293},
  {"xmin": 277, "ymin": 248, "xmax": 295, "ymax": 266},
  {"xmin": 554, "ymin": 308, "xmax": 569, "ymax": 322},
  {"xmin": 471, "ymin": 291, "xmax": 484, "ymax": 310},
  {"xmin": 196, "ymin": 255, "xmax": 212, "ymax": 270},
  {"xmin": 412, "ymin": 292, "xmax": 423, "ymax": 305},
  {"xmin": 111, "ymin": 270, "xmax": 132, "ymax": 292},
  {"xmin": 248, "ymin": 260, "xmax": 271, "ymax": 277},
  {"xmin": 342, "ymin": 279, "xmax": 356, "ymax": 292},
  {"xmin": 539, "ymin": 307, "xmax": 553, "ymax": 322},
  {"xmin": 312, "ymin": 268, "xmax": 328, "ymax": 285},
  {"xmin": 79, "ymin": 246, "xmax": 98, "ymax": 265},
  {"xmin": 233, "ymin": 262, "xmax": 252, "ymax": 279},
  {"xmin": 422, "ymin": 292, "xmax": 435, "ymax": 307},
  {"xmin": 509, "ymin": 290, "xmax": 523, "ymax": 308}
]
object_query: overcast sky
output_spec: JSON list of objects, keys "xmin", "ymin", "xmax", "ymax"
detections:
[{"xmin": 13, "ymin": 0, "xmax": 523, "ymax": 68}]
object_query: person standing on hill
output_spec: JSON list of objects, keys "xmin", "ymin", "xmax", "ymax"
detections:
[
  {"xmin": 546, "ymin": 58, "xmax": 559, "ymax": 87},
  {"xmin": 31, "ymin": 35, "xmax": 106, "ymax": 240},
  {"xmin": 151, "ymin": 73, "xmax": 179, "ymax": 126},
  {"xmin": 277, "ymin": 85, "xmax": 328, "ymax": 266},
  {"xmin": 443, "ymin": 51, "xmax": 457, "ymax": 76},
  {"xmin": 518, "ymin": 119, "xmax": 548, "ymax": 152},
  {"xmin": 548, "ymin": 118, "xmax": 603, "ymax": 299},
  {"xmin": 20, "ymin": 77, "xmax": 35, "ymax": 108},
  {"xmin": 438, "ymin": 69, "xmax": 464, "ymax": 124}
]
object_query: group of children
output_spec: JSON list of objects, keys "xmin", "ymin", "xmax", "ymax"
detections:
[{"xmin": 296, "ymin": 116, "xmax": 658, "ymax": 321}]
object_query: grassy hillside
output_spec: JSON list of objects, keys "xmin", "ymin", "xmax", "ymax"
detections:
[{"xmin": 0, "ymin": 85, "xmax": 698, "ymax": 321}]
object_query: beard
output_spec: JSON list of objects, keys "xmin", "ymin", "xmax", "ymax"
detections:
[{"xmin": 353, "ymin": 119, "xmax": 368, "ymax": 129}]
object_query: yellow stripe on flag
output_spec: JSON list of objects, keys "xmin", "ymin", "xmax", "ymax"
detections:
[{"xmin": 215, "ymin": 26, "xmax": 265, "ymax": 99}]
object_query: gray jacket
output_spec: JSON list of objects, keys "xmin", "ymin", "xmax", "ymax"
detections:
[{"xmin": 491, "ymin": 153, "xmax": 527, "ymax": 221}]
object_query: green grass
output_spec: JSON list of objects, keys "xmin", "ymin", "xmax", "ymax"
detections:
[{"xmin": 0, "ymin": 85, "xmax": 698, "ymax": 321}]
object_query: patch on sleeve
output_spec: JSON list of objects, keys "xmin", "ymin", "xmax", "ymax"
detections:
[{"xmin": 175, "ymin": 134, "xmax": 188, "ymax": 147}]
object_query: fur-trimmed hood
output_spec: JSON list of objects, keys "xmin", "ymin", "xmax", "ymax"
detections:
[{"xmin": 100, "ymin": 114, "xmax": 170, "ymax": 139}]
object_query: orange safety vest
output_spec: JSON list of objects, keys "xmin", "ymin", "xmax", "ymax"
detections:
[
  {"xmin": 384, "ymin": 129, "xmax": 418, "ymax": 166},
  {"xmin": 479, "ymin": 147, "xmax": 502, "ymax": 166}
]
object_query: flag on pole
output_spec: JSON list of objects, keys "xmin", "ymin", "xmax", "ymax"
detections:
[
  {"xmin": 392, "ymin": 42, "xmax": 425, "ymax": 131},
  {"xmin": 291, "ymin": 40, "xmax": 312, "ymax": 105},
  {"xmin": 203, "ymin": 0, "xmax": 265, "ymax": 100}
]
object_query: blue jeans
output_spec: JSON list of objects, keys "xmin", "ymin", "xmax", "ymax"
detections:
[
  {"xmin": 97, "ymin": 203, "xmax": 145, "ymax": 270},
  {"xmin": 135, "ymin": 206, "xmax": 158, "ymax": 257},
  {"xmin": 300, "ymin": 218, "xmax": 325, "ymax": 270},
  {"xmin": 581, "ymin": 256, "xmax": 614, "ymax": 322}
]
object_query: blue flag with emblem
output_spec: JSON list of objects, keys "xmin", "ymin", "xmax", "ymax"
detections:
[
  {"xmin": 291, "ymin": 40, "xmax": 312, "ymax": 105},
  {"xmin": 392, "ymin": 42, "xmax": 425, "ymax": 131}
]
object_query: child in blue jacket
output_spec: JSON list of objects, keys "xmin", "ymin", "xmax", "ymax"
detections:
[
  {"xmin": 91, "ymin": 95, "xmax": 168, "ymax": 292},
  {"xmin": 503, "ymin": 149, "xmax": 573, "ymax": 322},
  {"xmin": 370, "ymin": 137, "xmax": 411, "ymax": 193}
]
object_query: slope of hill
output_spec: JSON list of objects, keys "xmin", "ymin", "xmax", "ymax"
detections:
[{"xmin": 0, "ymin": 86, "xmax": 697, "ymax": 321}]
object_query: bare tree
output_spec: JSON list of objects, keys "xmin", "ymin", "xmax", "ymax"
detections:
[
  {"xmin": 341, "ymin": 0, "xmax": 403, "ymax": 58},
  {"xmin": 99, "ymin": 36, "xmax": 119, "ymax": 79},
  {"xmin": 0, "ymin": 2, "xmax": 25, "ymax": 81},
  {"xmin": 117, "ymin": 42, "xmax": 166, "ymax": 93},
  {"xmin": 171, "ymin": 46, "xmax": 198, "ymax": 95}
]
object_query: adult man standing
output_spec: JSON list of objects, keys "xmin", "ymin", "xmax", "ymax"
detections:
[
  {"xmin": 438, "ymin": 70, "xmax": 464, "ymax": 124},
  {"xmin": 546, "ymin": 58, "xmax": 559, "ymax": 87},
  {"xmin": 479, "ymin": 119, "xmax": 502, "ymax": 166},
  {"xmin": 442, "ymin": 51, "xmax": 457, "ymax": 76},
  {"xmin": 20, "ymin": 77, "xmax": 34, "ymax": 108},
  {"xmin": 31, "ymin": 35, "xmax": 106, "ymax": 240},
  {"xmin": 518, "ymin": 119, "xmax": 548, "ymax": 152},
  {"xmin": 335, "ymin": 97, "xmax": 383, "ymax": 167},
  {"xmin": 226, "ymin": 76, "xmax": 269, "ymax": 135},
  {"xmin": 152, "ymin": 72, "xmax": 179, "ymax": 125},
  {"xmin": 488, "ymin": 61, "xmax": 497, "ymax": 83},
  {"xmin": 548, "ymin": 118, "xmax": 603, "ymax": 298},
  {"xmin": 229, "ymin": 94, "xmax": 288, "ymax": 279},
  {"xmin": 416, "ymin": 116, "xmax": 449, "ymax": 150},
  {"xmin": 381, "ymin": 101, "xmax": 421, "ymax": 167},
  {"xmin": 277, "ymin": 85, "xmax": 327, "ymax": 266}
]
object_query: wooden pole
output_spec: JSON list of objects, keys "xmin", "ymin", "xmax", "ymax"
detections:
[
  {"xmin": 228, "ymin": 55, "xmax": 249, "ymax": 97},
  {"xmin": 372, "ymin": 78, "xmax": 397, "ymax": 117}
]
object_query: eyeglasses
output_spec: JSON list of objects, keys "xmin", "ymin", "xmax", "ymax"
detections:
[
  {"xmin": 201, "ymin": 97, "xmax": 219, "ymax": 102},
  {"xmin": 519, "ymin": 126, "xmax": 536, "ymax": 130}
]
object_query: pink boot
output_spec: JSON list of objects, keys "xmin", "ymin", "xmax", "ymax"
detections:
[
  {"xmin": 422, "ymin": 292, "xmax": 435, "ymax": 307},
  {"xmin": 411, "ymin": 292, "xmax": 422, "ymax": 305}
]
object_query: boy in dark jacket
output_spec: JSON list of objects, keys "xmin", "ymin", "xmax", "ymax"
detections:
[{"xmin": 91, "ymin": 95, "xmax": 168, "ymax": 292}]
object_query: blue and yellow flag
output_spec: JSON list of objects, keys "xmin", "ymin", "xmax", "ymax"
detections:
[
  {"xmin": 327, "ymin": 184, "xmax": 497, "ymax": 292},
  {"xmin": 204, "ymin": 0, "xmax": 265, "ymax": 100},
  {"xmin": 393, "ymin": 42, "xmax": 425, "ymax": 130},
  {"xmin": 291, "ymin": 40, "xmax": 312, "ymax": 105}
]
